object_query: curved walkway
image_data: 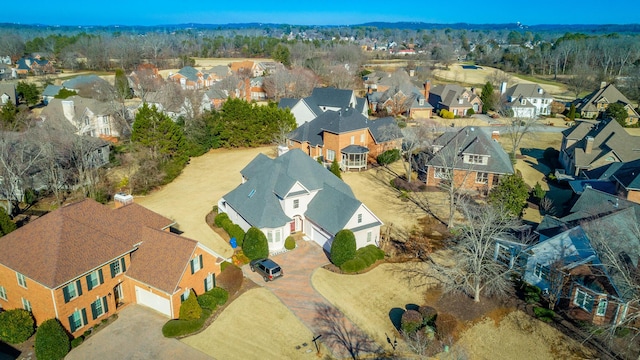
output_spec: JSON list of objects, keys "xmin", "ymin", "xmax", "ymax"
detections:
[{"xmin": 243, "ymin": 241, "xmax": 381, "ymax": 359}]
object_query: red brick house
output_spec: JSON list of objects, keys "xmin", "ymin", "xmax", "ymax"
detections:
[
  {"xmin": 0, "ymin": 196, "xmax": 224, "ymax": 337},
  {"xmin": 286, "ymin": 108, "xmax": 402, "ymax": 170}
]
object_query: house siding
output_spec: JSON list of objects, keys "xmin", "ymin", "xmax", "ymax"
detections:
[
  {"xmin": 0, "ymin": 264, "xmax": 57, "ymax": 326},
  {"xmin": 425, "ymin": 166, "xmax": 499, "ymax": 193}
]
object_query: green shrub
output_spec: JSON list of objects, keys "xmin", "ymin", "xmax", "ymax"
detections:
[
  {"xmin": 228, "ymin": 224, "xmax": 245, "ymax": 247},
  {"xmin": 532, "ymin": 182, "xmax": 546, "ymax": 201},
  {"xmin": 330, "ymin": 229, "xmax": 357, "ymax": 267},
  {"xmin": 377, "ymin": 149, "xmax": 401, "ymax": 165},
  {"xmin": 0, "ymin": 309, "xmax": 35, "ymax": 344},
  {"xmin": 196, "ymin": 294, "xmax": 218, "ymax": 311},
  {"xmin": 206, "ymin": 287, "xmax": 229, "ymax": 306},
  {"xmin": 401, "ymin": 310, "xmax": 423, "ymax": 334},
  {"xmin": 242, "ymin": 227, "xmax": 269, "ymax": 260},
  {"xmin": 615, "ymin": 326, "xmax": 631, "ymax": 338},
  {"xmin": 162, "ymin": 309, "xmax": 211, "ymax": 338},
  {"xmin": 361, "ymin": 245, "xmax": 385, "ymax": 260},
  {"xmin": 330, "ymin": 159, "xmax": 342, "ymax": 179},
  {"xmin": 220, "ymin": 218, "xmax": 232, "ymax": 233},
  {"xmin": 418, "ymin": 306, "xmax": 437, "ymax": 326},
  {"xmin": 284, "ymin": 236, "xmax": 296, "ymax": 250},
  {"xmin": 340, "ymin": 257, "xmax": 367, "ymax": 273},
  {"xmin": 179, "ymin": 289, "xmax": 202, "ymax": 321},
  {"xmin": 212, "ymin": 205, "xmax": 219, "ymax": 214},
  {"xmin": 35, "ymin": 319, "xmax": 70, "ymax": 360},
  {"xmin": 466, "ymin": 108, "xmax": 475, "ymax": 116},
  {"xmin": 357, "ymin": 250, "xmax": 376, "ymax": 267},
  {"xmin": 524, "ymin": 285, "xmax": 541, "ymax": 304},
  {"xmin": 70, "ymin": 336, "xmax": 84, "ymax": 349},
  {"xmin": 533, "ymin": 306, "xmax": 555, "ymax": 322},
  {"xmin": 397, "ymin": 121, "xmax": 407, "ymax": 128}
]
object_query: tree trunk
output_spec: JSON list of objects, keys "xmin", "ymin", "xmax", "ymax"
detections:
[{"xmin": 474, "ymin": 285, "xmax": 481, "ymax": 302}]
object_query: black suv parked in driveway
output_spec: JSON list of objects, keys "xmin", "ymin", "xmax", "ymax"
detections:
[{"xmin": 250, "ymin": 258, "xmax": 283, "ymax": 282}]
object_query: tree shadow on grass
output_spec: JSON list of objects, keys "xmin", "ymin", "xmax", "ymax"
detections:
[{"xmin": 313, "ymin": 302, "xmax": 382, "ymax": 360}]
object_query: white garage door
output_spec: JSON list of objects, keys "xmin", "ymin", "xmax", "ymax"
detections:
[
  {"xmin": 312, "ymin": 227, "xmax": 332, "ymax": 253},
  {"xmin": 135, "ymin": 286, "xmax": 171, "ymax": 317}
]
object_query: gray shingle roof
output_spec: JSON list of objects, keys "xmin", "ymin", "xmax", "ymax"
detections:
[
  {"xmin": 310, "ymin": 87, "xmax": 355, "ymax": 109},
  {"xmin": 566, "ymin": 119, "xmax": 640, "ymax": 170},
  {"xmin": 222, "ymin": 149, "xmax": 362, "ymax": 234},
  {"xmin": 576, "ymin": 83, "xmax": 636, "ymax": 114},
  {"xmin": 287, "ymin": 108, "xmax": 402, "ymax": 146},
  {"xmin": 504, "ymin": 83, "xmax": 552, "ymax": 100},
  {"xmin": 63, "ymin": 75, "xmax": 109, "ymax": 90},
  {"xmin": 42, "ymin": 85, "xmax": 62, "ymax": 97},
  {"xmin": 176, "ymin": 66, "xmax": 201, "ymax": 82},
  {"xmin": 278, "ymin": 98, "xmax": 299, "ymax": 110},
  {"xmin": 426, "ymin": 127, "xmax": 514, "ymax": 175}
]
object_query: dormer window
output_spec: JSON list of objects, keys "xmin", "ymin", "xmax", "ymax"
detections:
[{"xmin": 465, "ymin": 154, "xmax": 487, "ymax": 165}]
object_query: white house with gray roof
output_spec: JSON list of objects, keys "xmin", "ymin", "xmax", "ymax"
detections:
[
  {"xmin": 501, "ymin": 83, "xmax": 553, "ymax": 118},
  {"xmin": 218, "ymin": 149, "xmax": 382, "ymax": 253},
  {"xmin": 278, "ymin": 87, "xmax": 369, "ymax": 127}
]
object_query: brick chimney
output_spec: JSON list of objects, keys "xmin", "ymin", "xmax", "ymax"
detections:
[
  {"xmin": 491, "ymin": 131, "xmax": 500, "ymax": 141},
  {"xmin": 114, "ymin": 193, "xmax": 134, "ymax": 209},
  {"xmin": 585, "ymin": 136, "xmax": 594, "ymax": 154},
  {"xmin": 424, "ymin": 80, "xmax": 431, "ymax": 100}
]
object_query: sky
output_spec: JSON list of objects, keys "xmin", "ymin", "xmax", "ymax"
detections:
[{"xmin": 3, "ymin": 1, "xmax": 639, "ymax": 26}]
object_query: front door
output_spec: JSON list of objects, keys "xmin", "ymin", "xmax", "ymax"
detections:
[
  {"xmin": 294, "ymin": 216, "xmax": 303, "ymax": 232},
  {"xmin": 113, "ymin": 283, "xmax": 123, "ymax": 307}
]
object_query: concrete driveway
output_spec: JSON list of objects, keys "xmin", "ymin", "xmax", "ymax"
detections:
[{"xmin": 66, "ymin": 305, "xmax": 211, "ymax": 360}]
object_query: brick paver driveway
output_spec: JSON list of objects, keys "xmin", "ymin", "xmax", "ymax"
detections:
[
  {"xmin": 243, "ymin": 240, "xmax": 380, "ymax": 358},
  {"xmin": 65, "ymin": 305, "xmax": 211, "ymax": 360}
]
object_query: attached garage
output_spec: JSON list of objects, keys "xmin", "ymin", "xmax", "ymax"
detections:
[
  {"xmin": 135, "ymin": 286, "xmax": 171, "ymax": 317},
  {"xmin": 311, "ymin": 226, "xmax": 332, "ymax": 253}
]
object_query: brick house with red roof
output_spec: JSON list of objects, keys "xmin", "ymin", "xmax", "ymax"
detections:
[{"xmin": 0, "ymin": 195, "xmax": 225, "ymax": 337}]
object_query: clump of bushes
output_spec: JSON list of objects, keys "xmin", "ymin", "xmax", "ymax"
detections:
[
  {"xmin": 533, "ymin": 306, "xmax": 555, "ymax": 323},
  {"xmin": 439, "ymin": 109, "xmax": 455, "ymax": 119},
  {"xmin": 401, "ymin": 310, "xmax": 423, "ymax": 334},
  {"xmin": 284, "ymin": 236, "xmax": 296, "ymax": 250},
  {"xmin": 330, "ymin": 229, "xmax": 356, "ymax": 267},
  {"xmin": 70, "ymin": 336, "xmax": 84, "ymax": 349},
  {"xmin": 214, "ymin": 212, "xmax": 229, "ymax": 227},
  {"xmin": 214, "ymin": 212, "xmax": 246, "ymax": 247},
  {"xmin": 377, "ymin": 149, "xmax": 401, "ymax": 165},
  {"xmin": 0, "ymin": 309, "xmax": 35, "ymax": 344},
  {"xmin": 196, "ymin": 287, "xmax": 229, "ymax": 311},
  {"xmin": 340, "ymin": 245, "xmax": 385, "ymax": 273},
  {"xmin": 179, "ymin": 290, "xmax": 202, "ymax": 321},
  {"xmin": 162, "ymin": 309, "xmax": 211, "ymax": 338},
  {"xmin": 523, "ymin": 284, "xmax": 542, "ymax": 304},
  {"xmin": 418, "ymin": 306, "xmax": 437, "ymax": 326},
  {"xmin": 35, "ymin": 318, "xmax": 70, "ymax": 360}
]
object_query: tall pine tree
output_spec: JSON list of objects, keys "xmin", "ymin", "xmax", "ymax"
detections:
[{"xmin": 480, "ymin": 82, "xmax": 495, "ymax": 113}]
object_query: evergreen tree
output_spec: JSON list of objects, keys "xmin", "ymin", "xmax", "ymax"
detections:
[
  {"xmin": 568, "ymin": 103, "xmax": 576, "ymax": 121},
  {"xmin": 605, "ymin": 103, "xmax": 629, "ymax": 127},
  {"xmin": 271, "ymin": 44, "xmax": 291, "ymax": 68},
  {"xmin": 330, "ymin": 159, "xmax": 342, "ymax": 179},
  {"xmin": 330, "ymin": 229, "xmax": 356, "ymax": 266},
  {"xmin": 0, "ymin": 101, "xmax": 17, "ymax": 127},
  {"xmin": 0, "ymin": 207, "xmax": 16, "ymax": 236},
  {"xmin": 114, "ymin": 68, "xmax": 132, "ymax": 100},
  {"xmin": 480, "ymin": 82, "xmax": 495, "ymax": 113},
  {"xmin": 16, "ymin": 81, "xmax": 40, "ymax": 106},
  {"xmin": 242, "ymin": 227, "xmax": 269, "ymax": 260},
  {"xmin": 488, "ymin": 173, "xmax": 529, "ymax": 217},
  {"xmin": 132, "ymin": 103, "xmax": 186, "ymax": 161}
]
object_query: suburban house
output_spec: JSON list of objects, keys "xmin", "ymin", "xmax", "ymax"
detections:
[
  {"xmin": 422, "ymin": 127, "xmax": 514, "ymax": 194},
  {"xmin": 286, "ymin": 108, "xmax": 403, "ymax": 170},
  {"xmin": 128, "ymin": 64, "xmax": 164, "ymax": 98},
  {"xmin": 575, "ymin": 83, "xmax": 640, "ymax": 126},
  {"xmin": 278, "ymin": 87, "xmax": 369, "ymax": 127},
  {"xmin": 40, "ymin": 96, "xmax": 121, "ymax": 141},
  {"xmin": 204, "ymin": 88, "xmax": 229, "ymax": 110},
  {"xmin": 367, "ymin": 81, "xmax": 433, "ymax": 119},
  {"xmin": 218, "ymin": 149, "xmax": 383, "ymax": 253},
  {"xmin": 206, "ymin": 65, "xmax": 231, "ymax": 82},
  {"xmin": 0, "ymin": 83, "xmax": 17, "ymax": 107},
  {"xmin": 427, "ymin": 83, "xmax": 482, "ymax": 116},
  {"xmin": 502, "ymin": 207, "xmax": 640, "ymax": 326},
  {"xmin": 0, "ymin": 196, "xmax": 225, "ymax": 337},
  {"xmin": 229, "ymin": 60, "xmax": 255, "ymax": 76},
  {"xmin": 0, "ymin": 64, "xmax": 16, "ymax": 81},
  {"xmin": 559, "ymin": 118, "xmax": 640, "ymax": 177},
  {"xmin": 62, "ymin": 75, "xmax": 113, "ymax": 100},
  {"xmin": 15, "ymin": 56, "xmax": 54, "ymax": 76},
  {"xmin": 500, "ymin": 83, "xmax": 554, "ymax": 118},
  {"xmin": 579, "ymin": 159, "xmax": 640, "ymax": 204},
  {"xmin": 168, "ymin": 66, "xmax": 214, "ymax": 90}
]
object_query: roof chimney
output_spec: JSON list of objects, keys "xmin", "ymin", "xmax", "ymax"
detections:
[
  {"xmin": 277, "ymin": 145, "xmax": 289, "ymax": 156},
  {"xmin": 585, "ymin": 136, "xmax": 594, "ymax": 154},
  {"xmin": 491, "ymin": 130, "xmax": 500, "ymax": 141},
  {"xmin": 114, "ymin": 193, "xmax": 134, "ymax": 209},
  {"xmin": 500, "ymin": 82, "xmax": 507, "ymax": 95},
  {"xmin": 424, "ymin": 80, "xmax": 431, "ymax": 99},
  {"xmin": 600, "ymin": 81, "xmax": 607, "ymax": 89}
]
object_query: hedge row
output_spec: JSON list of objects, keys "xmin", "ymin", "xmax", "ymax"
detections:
[
  {"xmin": 197, "ymin": 288, "xmax": 229, "ymax": 311},
  {"xmin": 340, "ymin": 245, "xmax": 385, "ymax": 273},
  {"xmin": 162, "ymin": 309, "xmax": 212, "ymax": 338},
  {"xmin": 376, "ymin": 149, "xmax": 401, "ymax": 165},
  {"xmin": 214, "ymin": 212, "xmax": 245, "ymax": 247}
]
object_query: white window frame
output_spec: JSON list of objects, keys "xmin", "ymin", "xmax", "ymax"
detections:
[
  {"xmin": 204, "ymin": 273, "xmax": 215, "ymax": 292},
  {"xmin": 496, "ymin": 244, "xmax": 511, "ymax": 266},
  {"xmin": 22, "ymin": 297, "xmax": 32, "ymax": 312},
  {"xmin": 367, "ymin": 231, "xmax": 372, "ymax": 243},
  {"xmin": 475, "ymin": 172, "xmax": 489, "ymax": 184},
  {"xmin": 327, "ymin": 149, "xmax": 336, "ymax": 162},
  {"xmin": 191, "ymin": 256, "xmax": 203, "ymax": 273},
  {"xmin": 181, "ymin": 289, "xmax": 190, "ymax": 302},
  {"xmin": 70, "ymin": 309, "xmax": 85, "ymax": 330},
  {"xmin": 65, "ymin": 282, "xmax": 79, "ymax": 300},
  {"xmin": 93, "ymin": 298, "xmax": 105, "ymax": 318},
  {"xmin": 293, "ymin": 199, "xmax": 299, "ymax": 209},
  {"xmin": 16, "ymin": 272, "xmax": 27, "ymax": 288},
  {"xmin": 267, "ymin": 230, "xmax": 274, "ymax": 243},
  {"xmin": 87, "ymin": 271, "xmax": 101, "ymax": 289},
  {"xmin": 112, "ymin": 260, "xmax": 122, "ymax": 276},
  {"xmin": 433, "ymin": 167, "xmax": 450, "ymax": 179},
  {"xmin": 574, "ymin": 288, "xmax": 594, "ymax": 312},
  {"xmin": 357, "ymin": 214, "xmax": 362, "ymax": 223},
  {"xmin": 466, "ymin": 154, "xmax": 486, "ymax": 165},
  {"xmin": 350, "ymin": 136, "xmax": 355, "ymax": 145},
  {"xmin": 0, "ymin": 285, "xmax": 6, "ymax": 300},
  {"xmin": 596, "ymin": 299, "xmax": 608, "ymax": 316},
  {"xmin": 360, "ymin": 134, "xmax": 365, "ymax": 143}
]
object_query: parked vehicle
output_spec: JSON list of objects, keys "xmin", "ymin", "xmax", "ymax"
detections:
[{"xmin": 250, "ymin": 258, "xmax": 283, "ymax": 282}]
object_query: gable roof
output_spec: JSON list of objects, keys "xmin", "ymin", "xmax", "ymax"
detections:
[
  {"xmin": 278, "ymin": 98, "xmax": 299, "ymax": 110},
  {"xmin": 222, "ymin": 149, "xmax": 365, "ymax": 233},
  {"xmin": 0, "ymin": 83, "xmax": 17, "ymax": 105},
  {"xmin": 426, "ymin": 127, "xmax": 514, "ymax": 175},
  {"xmin": 287, "ymin": 108, "xmax": 401, "ymax": 147},
  {"xmin": 566, "ymin": 119, "xmax": 640, "ymax": 170},
  {"xmin": 429, "ymin": 84, "xmax": 479, "ymax": 108},
  {"xmin": 63, "ymin": 75, "xmax": 110, "ymax": 90},
  {"xmin": 504, "ymin": 83, "xmax": 552, "ymax": 100},
  {"xmin": 125, "ymin": 227, "xmax": 197, "ymax": 294},
  {"xmin": 576, "ymin": 83, "xmax": 636, "ymax": 114},
  {"xmin": 0, "ymin": 199, "xmax": 174, "ymax": 289},
  {"xmin": 175, "ymin": 66, "xmax": 202, "ymax": 82}
]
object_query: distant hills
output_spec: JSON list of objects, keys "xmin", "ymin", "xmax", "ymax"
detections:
[{"xmin": 1, "ymin": 21, "xmax": 639, "ymax": 34}]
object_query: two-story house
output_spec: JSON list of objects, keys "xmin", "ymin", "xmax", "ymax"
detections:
[
  {"xmin": 278, "ymin": 87, "xmax": 369, "ymax": 127},
  {"xmin": 423, "ymin": 127, "xmax": 514, "ymax": 194},
  {"xmin": 0, "ymin": 195, "xmax": 225, "ymax": 337},
  {"xmin": 168, "ymin": 66, "xmax": 214, "ymax": 90},
  {"xmin": 427, "ymin": 83, "xmax": 482, "ymax": 116},
  {"xmin": 367, "ymin": 81, "xmax": 433, "ymax": 119},
  {"xmin": 40, "ymin": 96, "xmax": 121, "ymax": 141},
  {"xmin": 575, "ymin": 83, "xmax": 639, "ymax": 126},
  {"xmin": 500, "ymin": 83, "xmax": 554, "ymax": 118},
  {"xmin": 218, "ymin": 149, "xmax": 383, "ymax": 254},
  {"xmin": 559, "ymin": 118, "xmax": 640, "ymax": 177},
  {"xmin": 286, "ymin": 107, "xmax": 403, "ymax": 170},
  {"xmin": 16, "ymin": 57, "xmax": 54, "ymax": 76}
]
